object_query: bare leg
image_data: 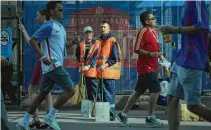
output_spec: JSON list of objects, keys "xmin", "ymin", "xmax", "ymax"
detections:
[
  {"xmin": 167, "ymin": 96, "xmax": 180, "ymax": 130},
  {"xmin": 45, "ymin": 92, "xmax": 53, "ymax": 113},
  {"xmin": 122, "ymin": 91, "xmax": 142, "ymax": 114},
  {"xmin": 28, "ymin": 84, "xmax": 39, "ymax": 121},
  {"xmin": 187, "ymin": 104, "xmax": 211, "ymax": 122},
  {"xmin": 53, "ymin": 88, "xmax": 74, "ymax": 109},
  {"xmin": 28, "ymin": 91, "xmax": 48, "ymax": 115},
  {"xmin": 148, "ymin": 92, "xmax": 160, "ymax": 116}
]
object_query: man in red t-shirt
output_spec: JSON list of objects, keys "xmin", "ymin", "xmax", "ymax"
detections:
[{"xmin": 116, "ymin": 11, "xmax": 163, "ymax": 127}]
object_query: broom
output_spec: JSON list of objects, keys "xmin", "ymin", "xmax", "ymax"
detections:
[
  {"xmin": 71, "ymin": 65, "xmax": 85, "ymax": 106},
  {"xmin": 91, "ymin": 70, "xmax": 103, "ymax": 117}
]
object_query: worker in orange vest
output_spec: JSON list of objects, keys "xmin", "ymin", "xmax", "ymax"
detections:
[
  {"xmin": 87, "ymin": 21, "xmax": 122, "ymax": 121},
  {"xmin": 75, "ymin": 26, "xmax": 100, "ymax": 101}
]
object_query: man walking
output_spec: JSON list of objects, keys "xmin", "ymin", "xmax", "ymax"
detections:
[
  {"xmin": 16, "ymin": 1, "xmax": 74, "ymax": 130},
  {"xmin": 161, "ymin": 1, "xmax": 211, "ymax": 130},
  {"xmin": 116, "ymin": 11, "xmax": 163, "ymax": 127}
]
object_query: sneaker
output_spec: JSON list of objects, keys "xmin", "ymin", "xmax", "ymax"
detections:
[
  {"xmin": 37, "ymin": 122, "xmax": 53, "ymax": 129},
  {"xmin": 29, "ymin": 120, "xmax": 40, "ymax": 128},
  {"xmin": 116, "ymin": 112, "xmax": 131, "ymax": 127},
  {"xmin": 43, "ymin": 115, "xmax": 61, "ymax": 130},
  {"xmin": 16, "ymin": 122, "xmax": 30, "ymax": 130},
  {"xmin": 110, "ymin": 117, "xmax": 116, "ymax": 121},
  {"xmin": 145, "ymin": 115, "xmax": 163, "ymax": 127}
]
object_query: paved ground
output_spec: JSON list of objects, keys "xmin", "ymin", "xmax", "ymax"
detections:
[{"xmin": 7, "ymin": 110, "xmax": 211, "ymax": 130}]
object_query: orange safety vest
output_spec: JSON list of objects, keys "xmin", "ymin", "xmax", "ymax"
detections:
[
  {"xmin": 79, "ymin": 41, "xmax": 97, "ymax": 78},
  {"xmin": 96, "ymin": 37, "xmax": 122, "ymax": 79}
]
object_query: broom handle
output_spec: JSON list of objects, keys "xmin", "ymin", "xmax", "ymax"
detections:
[
  {"xmin": 79, "ymin": 63, "xmax": 85, "ymax": 99},
  {"xmin": 91, "ymin": 69, "xmax": 103, "ymax": 117},
  {"xmin": 94, "ymin": 77, "xmax": 100, "ymax": 102},
  {"xmin": 81, "ymin": 72, "xmax": 84, "ymax": 86},
  {"xmin": 79, "ymin": 72, "xmax": 84, "ymax": 99},
  {"xmin": 91, "ymin": 73, "xmax": 101, "ymax": 114},
  {"xmin": 79, "ymin": 63, "xmax": 84, "ymax": 86},
  {"xmin": 101, "ymin": 70, "xmax": 103, "ymax": 102},
  {"xmin": 84, "ymin": 77, "xmax": 88, "ymax": 100},
  {"xmin": 93, "ymin": 69, "xmax": 103, "ymax": 102}
]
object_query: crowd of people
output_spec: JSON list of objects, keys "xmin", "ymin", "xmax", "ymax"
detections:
[{"xmin": 1, "ymin": 1, "xmax": 211, "ymax": 130}]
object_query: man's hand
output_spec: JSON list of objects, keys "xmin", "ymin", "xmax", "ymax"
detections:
[
  {"xmin": 100, "ymin": 65, "xmax": 107, "ymax": 72},
  {"xmin": 83, "ymin": 65, "xmax": 90, "ymax": 72},
  {"xmin": 159, "ymin": 55, "xmax": 165, "ymax": 62},
  {"xmin": 1, "ymin": 56, "xmax": 8, "ymax": 66},
  {"xmin": 161, "ymin": 26, "xmax": 178, "ymax": 34},
  {"xmin": 41, "ymin": 57, "xmax": 51, "ymax": 66},
  {"xmin": 18, "ymin": 23, "xmax": 26, "ymax": 33},
  {"xmin": 149, "ymin": 52, "xmax": 163, "ymax": 58}
]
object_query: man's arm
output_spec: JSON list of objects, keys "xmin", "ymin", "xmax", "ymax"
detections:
[
  {"xmin": 135, "ymin": 49, "xmax": 149, "ymax": 56},
  {"xmin": 87, "ymin": 50, "xmax": 98, "ymax": 67},
  {"xmin": 30, "ymin": 24, "xmax": 52, "ymax": 65},
  {"xmin": 29, "ymin": 37, "xmax": 51, "ymax": 65},
  {"xmin": 135, "ymin": 49, "xmax": 162, "ymax": 58},
  {"xmin": 179, "ymin": 26, "xmax": 208, "ymax": 34},
  {"xmin": 19, "ymin": 24, "xmax": 31, "ymax": 46},
  {"xmin": 161, "ymin": 2, "xmax": 209, "ymax": 35},
  {"xmin": 82, "ymin": 47, "xmax": 98, "ymax": 71},
  {"xmin": 29, "ymin": 38, "xmax": 44, "ymax": 58},
  {"xmin": 161, "ymin": 25, "xmax": 208, "ymax": 34},
  {"xmin": 106, "ymin": 43, "xmax": 119, "ymax": 67}
]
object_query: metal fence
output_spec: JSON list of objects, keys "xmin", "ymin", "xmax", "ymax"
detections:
[
  {"xmin": 22, "ymin": 1, "xmax": 211, "ymax": 94},
  {"xmin": 1, "ymin": 1, "xmax": 23, "ymax": 106}
]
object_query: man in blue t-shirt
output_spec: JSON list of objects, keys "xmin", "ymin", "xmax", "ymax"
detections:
[
  {"xmin": 161, "ymin": 1, "xmax": 211, "ymax": 130},
  {"xmin": 16, "ymin": 1, "xmax": 74, "ymax": 130}
]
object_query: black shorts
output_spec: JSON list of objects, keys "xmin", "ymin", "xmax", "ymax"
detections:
[{"xmin": 135, "ymin": 72, "xmax": 161, "ymax": 93}]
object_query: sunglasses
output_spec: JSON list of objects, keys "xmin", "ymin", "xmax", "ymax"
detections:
[
  {"xmin": 148, "ymin": 17, "xmax": 156, "ymax": 20},
  {"xmin": 58, "ymin": 8, "xmax": 64, "ymax": 12}
]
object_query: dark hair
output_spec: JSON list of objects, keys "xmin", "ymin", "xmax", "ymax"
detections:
[
  {"xmin": 100, "ymin": 20, "xmax": 111, "ymax": 28},
  {"xmin": 46, "ymin": 1, "xmax": 62, "ymax": 15},
  {"xmin": 140, "ymin": 11, "xmax": 152, "ymax": 26},
  {"xmin": 38, "ymin": 8, "xmax": 47, "ymax": 15},
  {"xmin": 38, "ymin": 8, "xmax": 50, "ymax": 20}
]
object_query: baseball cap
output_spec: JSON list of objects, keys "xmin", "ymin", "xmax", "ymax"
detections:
[{"xmin": 83, "ymin": 26, "xmax": 93, "ymax": 33}]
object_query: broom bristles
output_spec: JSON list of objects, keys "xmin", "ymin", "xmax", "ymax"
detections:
[
  {"xmin": 71, "ymin": 84, "xmax": 85, "ymax": 105},
  {"xmin": 71, "ymin": 84, "xmax": 80, "ymax": 105}
]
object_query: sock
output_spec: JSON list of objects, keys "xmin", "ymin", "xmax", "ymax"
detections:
[
  {"xmin": 121, "ymin": 112, "xmax": 127, "ymax": 116},
  {"xmin": 47, "ymin": 107, "xmax": 58, "ymax": 119},
  {"xmin": 20, "ymin": 112, "xmax": 32, "ymax": 126}
]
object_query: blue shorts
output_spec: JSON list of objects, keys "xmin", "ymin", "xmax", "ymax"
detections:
[
  {"xmin": 39, "ymin": 66, "xmax": 74, "ymax": 92},
  {"xmin": 167, "ymin": 62, "xmax": 202, "ymax": 105}
]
